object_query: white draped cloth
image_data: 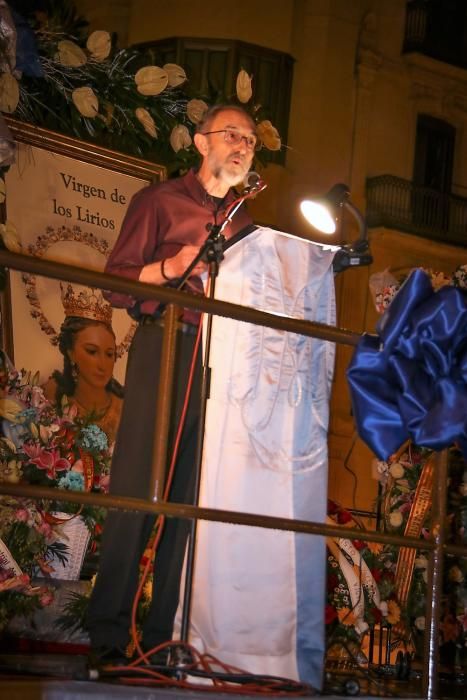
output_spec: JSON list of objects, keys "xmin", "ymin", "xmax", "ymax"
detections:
[{"xmin": 179, "ymin": 226, "xmax": 337, "ymax": 690}]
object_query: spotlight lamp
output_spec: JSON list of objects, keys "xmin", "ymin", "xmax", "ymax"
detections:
[{"xmin": 300, "ymin": 183, "xmax": 373, "ymax": 273}]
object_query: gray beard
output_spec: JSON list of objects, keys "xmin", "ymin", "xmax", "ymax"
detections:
[{"xmin": 208, "ymin": 154, "xmax": 249, "ymax": 187}]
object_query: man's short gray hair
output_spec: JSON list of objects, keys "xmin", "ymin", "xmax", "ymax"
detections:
[{"xmin": 196, "ymin": 103, "xmax": 256, "ymax": 134}]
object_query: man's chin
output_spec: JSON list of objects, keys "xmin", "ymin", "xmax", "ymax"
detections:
[{"xmin": 221, "ymin": 167, "xmax": 248, "ymax": 187}]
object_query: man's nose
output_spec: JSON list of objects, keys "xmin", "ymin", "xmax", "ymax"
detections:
[{"xmin": 237, "ymin": 137, "xmax": 249, "ymax": 153}]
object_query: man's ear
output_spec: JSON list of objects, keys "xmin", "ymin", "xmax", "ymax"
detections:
[{"xmin": 194, "ymin": 132, "xmax": 208, "ymax": 157}]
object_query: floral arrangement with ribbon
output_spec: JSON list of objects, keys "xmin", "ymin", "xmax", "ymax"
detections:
[
  {"xmin": 325, "ymin": 500, "xmax": 399, "ymax": 652},
  {"xmin": 0, "ymin": 0, "xmax": 281, "ymax": 173},
  {"xmin": 375, "ymin": 446, "xmax": 467, "ymax": 666},
  {"xmin": 346, "ymin": 264, "xmax": 467, "ymax": 669}
]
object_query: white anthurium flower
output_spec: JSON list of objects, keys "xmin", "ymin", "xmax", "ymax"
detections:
[
  {"xmin": 186, "ymin": 98, "xmax": 209, "ymax": 124},
  {"xmin": 388, "ymin": 511, "xmax": 403, "ymax": 528},
  {"xmin": 256, "ymin": 120, "xmax": 281, "ymax": 151},
  {"xmin": 170, "ymin": 124, "xmax": 192, "ymax": 152},
  {"xmin": 236, "ymin": 69, "xmax": 252, "ymax": 103},
  {"xmin": 134, "ymin": 66, "xmax": 169, "ymax": 96},
  {"xmin": 0, "ymin": 220, "xmax": 21, "ymax": 252},
  {"xmin": 163, "ymin": 63, "xmax": 187, "ymax": 87},
  {"xmin": 354, "ymin": 618, "xmax": 369, "ymax": 635},
  {"xmin": 72, "ymin": 87, "xmax": 99, "ymax": 118},
  {"xmin": 56, "ymin": 40, "xmax": 87, "ymax": 67},
  {"xmin": 415, "ymin": 555, "xmax": 428, "ymax": 569},
  {"xmin": 389, "ymin": 461, "xmax": 405, "ymax": 479},
  {"xmin": 87, "ymin": 30, "xmax": 111, "ymax": 62},
  {"xmin": 135, "ymin": 108, "xmax": 157, "ymax": 138},
  {"xmin": 0, "ymin": 72, "xmax": 19, "ymax": 113}
]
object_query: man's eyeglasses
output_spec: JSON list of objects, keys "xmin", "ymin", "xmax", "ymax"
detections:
[{"xmin": 201, "ymin": 129, "xmax": 258, "ymax": 151}]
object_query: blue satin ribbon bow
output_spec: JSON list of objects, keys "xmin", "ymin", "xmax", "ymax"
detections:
[{"xmin": 347, "ymin": 269, "xmax": 467, "ymax": 460}]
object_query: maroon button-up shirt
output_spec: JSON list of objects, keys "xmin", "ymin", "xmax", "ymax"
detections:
[{"xmin": 104, "ymin": 168, "xmax": 254, "ymax": 322}]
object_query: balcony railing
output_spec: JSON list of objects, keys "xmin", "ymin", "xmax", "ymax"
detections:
[{"xmin": 366, "ymin": 174, "xmax": 467, "ymax": 246}]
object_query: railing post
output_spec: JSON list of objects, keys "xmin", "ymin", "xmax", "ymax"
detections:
[
  {"xmin": 422, "ymin": 448, "xmax": 449, "ymax": 700},
  {"xmin": 149, "ymin": 303, "xmax": 179, "ymax": 502}
]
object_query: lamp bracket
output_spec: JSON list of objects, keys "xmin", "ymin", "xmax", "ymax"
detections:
[{"xmin": 332, "ymin": 240, "xmax": 373, "ymax": 274}]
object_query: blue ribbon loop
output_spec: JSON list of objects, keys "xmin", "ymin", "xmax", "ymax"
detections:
[{"xmin": 347, "ymin": 269, "xmax": 467, "ymax": 460}]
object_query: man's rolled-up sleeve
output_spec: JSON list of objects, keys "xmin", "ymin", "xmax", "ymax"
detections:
[{"xmin": 103, "ymin": 187, "xmax": 159, "ymax": 309}]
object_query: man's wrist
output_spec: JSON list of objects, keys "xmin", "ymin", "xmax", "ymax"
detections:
[{"xmin": 160, "ymin": 258, "xmax": 173, "ymax": 281}]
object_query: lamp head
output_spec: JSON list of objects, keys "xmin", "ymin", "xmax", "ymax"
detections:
[
  {"xmin": 299, "ymin": 183, "xmax": 372, "ymax": 272},
  {"xmin": 299, "ymin": 183, "xmax": 350, "ymax": 234}
]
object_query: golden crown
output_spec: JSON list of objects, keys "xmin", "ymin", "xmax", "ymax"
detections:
[{"xmin": 60, "ymin": 283, "xmax": 113, "ymax": 325}]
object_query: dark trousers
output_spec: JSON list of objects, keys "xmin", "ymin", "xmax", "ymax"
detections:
[{"xmin": 87, "ymin": 322, "xmax": 201, "ymax": 650}]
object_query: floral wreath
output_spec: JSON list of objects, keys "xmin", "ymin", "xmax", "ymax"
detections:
[{"xmin": 21, "ymin": 224, "xmax": 135, "ymax": 359}]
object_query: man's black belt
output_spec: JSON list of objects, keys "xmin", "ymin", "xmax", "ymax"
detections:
[{"xmin": 139, "ymin": 315, "xmax": 198, "ymax": 336}]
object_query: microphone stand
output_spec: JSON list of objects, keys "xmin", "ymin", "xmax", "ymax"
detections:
[{"xmin": 173, "ymin": 186, "xmax": 265, "ymax": 663}]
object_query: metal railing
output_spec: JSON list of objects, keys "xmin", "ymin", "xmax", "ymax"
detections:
[
  {"xmin": 0, "ymin": 248, "xmax": 465, "ymax": 699},
  {"xmin": 366, "ymin": 174, "xmax": 467, "ymax": 246}
]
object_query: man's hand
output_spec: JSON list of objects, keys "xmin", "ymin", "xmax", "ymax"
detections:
[{"xmin": 139, "ymin": 245, "xmax": 207, "ymax": 285}]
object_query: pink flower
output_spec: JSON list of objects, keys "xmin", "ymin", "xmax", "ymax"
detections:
[
  {"xmin": 23, "ymin": 442, "xmax": 47, "ymax": 460},
  {"xmin": 23, "ymin": 443, "xmax": 70, "ymax": 479},
  {"xmin": 39, "ymin": 590, "xmax": 54, "ymax": 607},
  {"xmin": 36, "ymin": 520, "xmax": 53, "ymax": 540},
  {"xmin": 15, "ymin": 508, "xmax": 29, "ymax": 522},
  {"xmin": 99, "ymin": 474, "xmax": 110, "ymax": 492}
]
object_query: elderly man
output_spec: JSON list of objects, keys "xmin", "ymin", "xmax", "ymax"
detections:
[{"xmin": 87, "ymin": 104, "xmax": 257, "ymax": 663}]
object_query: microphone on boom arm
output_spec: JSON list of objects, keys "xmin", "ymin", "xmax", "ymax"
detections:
[{"xmin": 242, "ymin": 171, "xmax": 266, "ymax": 196}]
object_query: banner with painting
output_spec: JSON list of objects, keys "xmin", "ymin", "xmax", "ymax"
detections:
[{"xmin": 2, "ymin": 118, "xmax": 165, "ymax": 385}]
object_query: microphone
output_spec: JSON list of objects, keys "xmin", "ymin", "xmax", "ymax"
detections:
[{"xmin": 242, "ymin": 171, "xmax": 266, "ymax": 195}]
